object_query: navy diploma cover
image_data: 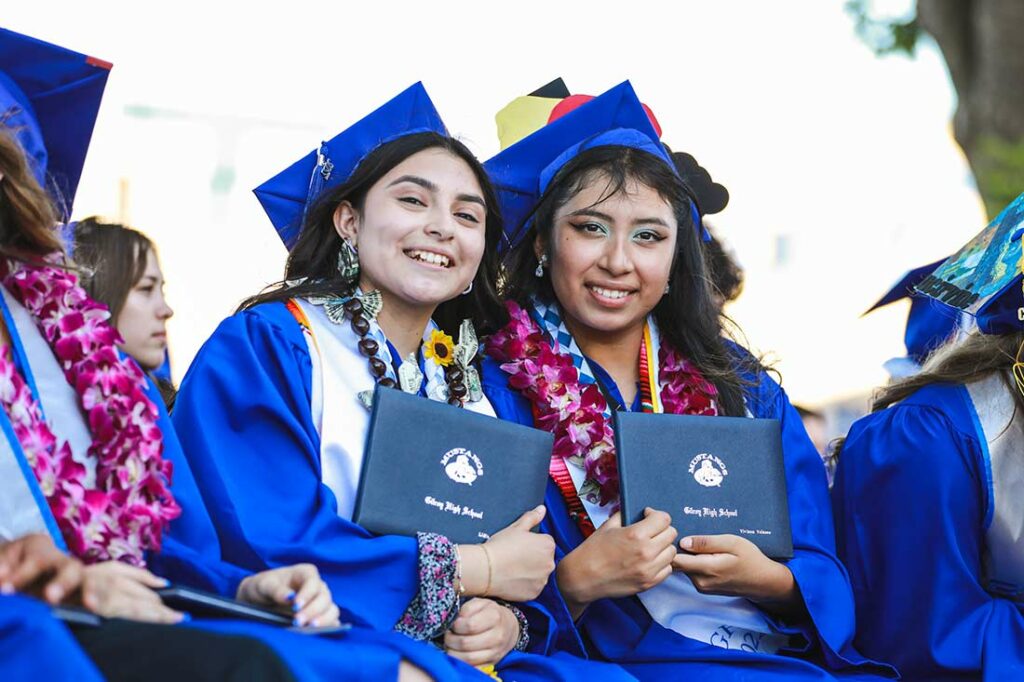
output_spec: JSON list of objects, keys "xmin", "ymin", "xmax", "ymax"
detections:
[
  {"xmin": 613, "ymin": 411, "xmax": 793, "ymax": 559},
  {"xmin": 354, "ymin": 386, "xmax": 554, "ymax": 544}
]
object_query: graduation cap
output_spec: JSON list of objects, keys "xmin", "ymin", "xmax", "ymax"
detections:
[
  {"xmin": 253, "ymin": 82, "xmax": 447, "ymax": 249},
  {"xmin": 485, "ymin": 81, "xmax": 673, "ymax": 248},
  {"xmin": 866, "ymin": 258, "xmax": 960, "ymax": 364},
  {"xmin": 0, "ymin": 26, "xmax": 111, "ymax": 217},
  {"xmin": 915, "ymin": 192, "xmax": 1024, "ymax": 335}
]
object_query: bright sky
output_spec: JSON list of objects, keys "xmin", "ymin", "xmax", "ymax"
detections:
[{"xmin": 3, "ymin": 0, "xmax": 987, "ymax": 407}]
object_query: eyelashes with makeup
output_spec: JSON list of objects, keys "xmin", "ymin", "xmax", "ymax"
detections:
[{"xmin": 570, "ymin": 221, "xmax": 665, "ymax": 243}]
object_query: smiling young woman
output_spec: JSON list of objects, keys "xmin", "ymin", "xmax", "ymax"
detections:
[{"xmin": 481, "ymin": 82, "xmax": 896, "ymax": 680}]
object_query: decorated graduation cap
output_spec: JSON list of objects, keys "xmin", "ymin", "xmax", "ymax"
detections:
[
  {"xmin": 916, "ymin": 192, "xmax": 1024, "ymax": 335},
  {"xmin": 485, "ymin": 80, "xmax": 674, "ymax": 249},
  {"xmin": 254, "ymin": 82, "xmax": 447, "ymax": 249},
  {"xmin": 866, "ymin": 258, "xmax": 960, "ymax": 366},
  {"xmin": 0, "ymin": 26, "xmax": 111, "ymax": 217}
]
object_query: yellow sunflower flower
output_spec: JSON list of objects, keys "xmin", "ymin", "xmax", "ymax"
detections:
[{"xmin": 424, "ymin": 329, "xmax": 455, "ymax": 367}]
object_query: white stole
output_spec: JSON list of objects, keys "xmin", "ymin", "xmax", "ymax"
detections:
[
  {"xmin": 0, "ymin": 285, "xmax": 92, "ymax": 544},
  {"xmin": 295, "ymin": 299, "xmax": 496, "ymax": 521},
  {"xmin": 966, "ymin": 373, "xmax": 1024, "ymax": 601}
]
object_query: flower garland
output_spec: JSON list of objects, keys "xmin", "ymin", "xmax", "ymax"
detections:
[
  {"xmin": 0, "ymin": 255, "xmax": 180, "ymax": 565},
  {"xmin": 486, "ymin": 301, "xmax": 717, "ymax": 509}
]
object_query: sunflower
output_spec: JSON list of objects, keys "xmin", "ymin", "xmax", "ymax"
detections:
[{"xmin": 424, "ymin": 329, "xmax": 455, "ymax": 367}]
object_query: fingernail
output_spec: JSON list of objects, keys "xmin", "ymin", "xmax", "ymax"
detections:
[
  {"xmin": 157, "ymin": 577, "xmax": 170, "ymax": 587},
  {"xmin": 180, "ymin": 613, "xmax": 191, "ymax": 623},
  {"xmin": 534, "ymin": 504, "xmax": 545, "ymax": 512},
  {"xmin": 47, "ymin": 585, "xmax": 64, "ymax": 602},
  {"xmin": 0, "ymin": 582, "xmax": 13, "ymax": 595},
  {"xmin": 292, "ymin": 617, "xmax": 302, "ymax": 627},
  {"xmin": 310, "ymin": 617, "xmax": 319, "ymax": 627},
  {"xmin": 680, "ymin": 537, "xmax": 693, "ymax": 550},
  {"xmin": 292, "ymin": 600, "xmax": 303, "ymax": 612},
  {"xmin": 286, "ymin": 591, "xmax": 296, "ymax": 601}
]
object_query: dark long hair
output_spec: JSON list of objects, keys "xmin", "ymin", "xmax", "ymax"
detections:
[
  {"xmin": 872, "ymin": 330, "xmax": 1024, "ymax": 413},
  {"xmin": 72, "ymin": 218, "xmax": 154, "ymax": 323},
  {"xmin": 240, "ymin": 132, "xmax": 507, "ymax": 337},
  {"xmin": 0, "ymin": 130, "xmax": 64, "ymax": 260},
  {"xmin": 501, "ymin": 145, "xmax": 758, "ymax": 417}
]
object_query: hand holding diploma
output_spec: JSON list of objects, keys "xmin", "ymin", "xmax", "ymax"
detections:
[
  {"xmin": 673, "ymin": 534, "xmax": 801, "ymax": 614},
  {"xmin": 556, "ymin": 508, "xmax": 678, "ymax": 619},
  {"xmin": 458, "ymin": 505, "xmax": 555, "ymax": 602}
]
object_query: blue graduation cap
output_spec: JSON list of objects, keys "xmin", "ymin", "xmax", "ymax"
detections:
[
  {"xmin": 484, "ymin": 81, "xmax": 673, "ymax": 249},
  {"xmin": 866, "ymin": 258, "xmax": 960, "ymax": 363},
  {"xmin": 0, "ymin": 27, "xmax": 111, "ymax": 217},
  {"xmin": 253, "ymin": 82, "xmax": 447, "ymax": 249},
  {"xmin": 915, "ymin": 192, "xmax": 1024, "ymax": 335}
]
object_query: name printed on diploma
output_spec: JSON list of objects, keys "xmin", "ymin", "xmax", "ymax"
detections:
[
  {"xmin": 423, "ymin": 495, "xmax": 484, "ymax": 520},
  {"xmin": 683, "ymin": 506, "xmax": 740, "ymax": 519}
]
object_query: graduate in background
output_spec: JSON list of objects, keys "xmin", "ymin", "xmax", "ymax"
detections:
[
  {"xmin": 833, "ymin": 194, "xmax": 1024, "ymax": 681},
  {"xmin": 172, "ymin": 83, "xmax": 635, "ymax": 680},
  {"xmin": 481, "ymin": 81, "xmax": 894, "ymax": 679},
  {"xmin": 71, "ymin": 218, "xmax": 177, "ymax": 405},
  {"xmin": 863, "ymin": 259, "xmax": 961, "ymax": 380}
]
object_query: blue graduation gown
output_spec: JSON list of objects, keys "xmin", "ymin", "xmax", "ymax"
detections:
[
  {"xmin": 172, "ymin": 302, "xmax": 637, "ymax": 682},
  {"xmin": 833, "ymin": 382, "xmax": 1024, "ymax": 681},
  {"xmin": 0, "ymin": 595, "xmax": 103, "ymax": 681},
  {"xmin": 482, "ymin": 354, "xmax": 895, "ymax": 680},
  {"xmin": 151, "ymin": 369, "xmax": 488, "ymax": 682}
]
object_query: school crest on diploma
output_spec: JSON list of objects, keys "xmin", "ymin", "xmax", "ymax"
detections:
[
  {"xmin": 442, "ymin": 447, "xmax": 483, "ymax": 485},
  {"xmin": 688, "ymin": 453, "xmax": 728, "ymax": 488}
]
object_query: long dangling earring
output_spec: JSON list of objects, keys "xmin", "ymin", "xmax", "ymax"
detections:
[
  {"xmin": 337, "ymin": 238, "xmax": 360, "ymax": 280},
  {"xmin": 534, "ymin": 253, "xmax": 549, "ymax": 278}
]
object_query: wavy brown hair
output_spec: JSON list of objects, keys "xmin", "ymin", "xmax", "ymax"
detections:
[
  {"xmin": 871, "ymin": 330, "xmax": 1024, "ymax": 414},
  {"xmin": 72, "ymin": 218, "xmax": 154, "ymax": 323},
  {"xmin": 0, "ymin": 130, "xmax": 63, "ymax": 259}
]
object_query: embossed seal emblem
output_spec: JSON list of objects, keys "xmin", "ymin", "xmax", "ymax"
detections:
[
  {"xmin": 441, "ymin": 448, "xmax": 484, "ymax": 485},
  {"xmin": 688, "ymin": 453, "xmax": 727, "ymax": 488}
]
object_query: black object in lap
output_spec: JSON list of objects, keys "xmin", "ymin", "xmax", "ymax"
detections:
[{"xmin": 71, "ymin": 619, "xmax": 297, "ymax": 682}]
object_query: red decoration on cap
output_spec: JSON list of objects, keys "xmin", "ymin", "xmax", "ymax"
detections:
[
  {"xmin": 548, "ymin": 94, "xmax": 662, "ymax": 137},
  {"xmin": 85, "ymin": 56, "xmax": 113, "ymax": 71}
]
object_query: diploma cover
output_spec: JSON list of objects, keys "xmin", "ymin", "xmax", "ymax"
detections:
[
  {"xmin": 354, "ymin": 386, "xmax": 553, "ymax": 544},
  {"xmin": 613, "ymin": 411, "xmax": 793, "ymax": 559}
]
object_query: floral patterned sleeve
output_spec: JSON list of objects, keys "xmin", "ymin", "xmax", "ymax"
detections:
[{"xmin": 394, "ymin": 532, "xmax": 460, "ymax": 640}]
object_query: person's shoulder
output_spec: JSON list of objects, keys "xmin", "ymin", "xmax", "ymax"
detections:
[
  {"xmin": 844, "ymin": 383, "xmax": 980, "ymax": 474},
  {"xmin": 212, "ymin": 301, "xmax": 306, "ymax": 349}
]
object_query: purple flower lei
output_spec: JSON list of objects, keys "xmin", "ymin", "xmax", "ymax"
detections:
[
  {"xmin": 0, "ymin": 255, "xmax": 180, "ymax": 565},
  {"xmin": 486, "ymin": 300, "xmax": 718, "ymax": 508}
]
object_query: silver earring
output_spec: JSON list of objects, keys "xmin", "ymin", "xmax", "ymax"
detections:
[
  {"xmin": 337, "ymin": 239, "xmax": 359, "ymax": 280},
  {"xmin": 664, "ymin": 283, "xmax": 671, "ymax": 295},
  {"xmin": 462, "ymin": 281, "xmax": 474, "ymax": 295},
  {"xmin": 534, "ymin": 253, "xmax": 548, "ymax": 278}
]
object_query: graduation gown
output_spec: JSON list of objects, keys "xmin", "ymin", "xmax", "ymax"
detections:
[
  {"xmin": 833, "ymin": 377, "xmax": 1024, "ymax": 681},
  {"xmin": 482, "ymin": 354, "xmax": 895, "ymax": 681},
  {"xmin": 0, "ymin": 285, "xmax": 478, "ymax": 682},
  {"xmin": 172, "ymin": 301, "xmax": 637, "ymax": 681},
  {"xmin": 0, "ymin": 595, "xmax": 103, "ymax": 681}
]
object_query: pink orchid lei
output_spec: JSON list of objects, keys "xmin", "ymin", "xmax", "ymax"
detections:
[
  {"xmin": 486, "ymin": 300, "xmax": 718, "ymax": 508},
  {"xmin": 0, "ymin": 255, "xmax": 180, "ymax": 565}
]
